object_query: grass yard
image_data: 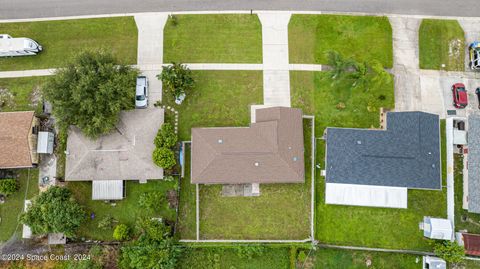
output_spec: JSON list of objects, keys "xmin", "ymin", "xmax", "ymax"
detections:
[
  {"xmin": 163, "ymin": 14, "xmax": 262, "ymax": 63},
  {"xmin": 0, "ymin": 76, "xmax": 48, "ymax": 112},
  {"xmin": 291, "ymin": 71, "xmax": 447, "ymax": 250},
  {"xmin": 177, "ymin": 246, "xmax": 290, "ymax": 269},
  {"xmin": 161, "ymin": 70, "xmax": 264, "ymax": 141},
  {"xmin": 199, "ymin": 119, "xmax": 312, "ymax": 240},
  {"xmin": 67, "ymin": 180, "xmax": 176, "ymax": 241},
  {"xmin": 0, "ymin": 17, "xmax": 138, "ymax": 71},
  {"xmin": 289, "ymin": 15, "xmax": 393, "ymax": 67},
  {"xmin": 309, "ymin": 248, "xmax": 421, "ymax": 269},
  {"xmin": 177, "ymin": 144, "xmax": 196, "ymax": 240},
  {"xmin": 419, "ymin": 19, "xmax": 465, "ymax": 71},
  {"xmin": 453, "ymin": 154, "xmax": 480, "ymax": 233},
  {"xmin": 0, "ymin": 169, "xmax": 39, "ymax": 242}
]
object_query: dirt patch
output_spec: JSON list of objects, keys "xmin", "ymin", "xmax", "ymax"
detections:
[
  {"xmin": 448, "ymin": 39, "xmax": 462, "ymax": 58},
  {"xmin": 167, "ymin": 189, "xmax": 178, "ymax": 209},
  {"xmin": 29, "ymin": 86, "xmax": 42, "ymax": 109},
  {"xmin": 0, "ymin": 88, "xmax": 15, "ymax": 111}
]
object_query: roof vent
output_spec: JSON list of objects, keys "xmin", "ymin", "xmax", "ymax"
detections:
[
  {"xmin": 254, "ymin": 162, "xmax": 259, "ymax": 167},
  {"xmin": 428, "ymin": 152, "xmax": 432, "ymax": 155},
  {"xmin": 432, "ymin": 164, "xmax": 436, "ymax": 168},
  {"xmin": 293, "ymin": 157, "xmax": 298, "ymax": 161},
  {"xmin": 357, "ymin": 140, "xmax": 362, "ymax": 145},
  {"xmin": 217, "ymin": 139, "xmax": 223, "ymax": 144},
  {"xmin": 288, "ymin": 146, "xmax": 292, "ymax": 150}
]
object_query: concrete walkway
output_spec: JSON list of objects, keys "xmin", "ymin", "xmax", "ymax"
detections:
[
  {"xmin": 134, "ymin": 13, "xmax": 168, "ymax": 105},
  {"xmin": 258, "ymin": 13, "xmax": 292, "ymax": 107},
  {"xmin": 390, "ymin": 16, "xmax": 421, "ymax": 112},
  {"xmin": 0, "ymin": 68, "xmax": 55, "ymax": 78}
]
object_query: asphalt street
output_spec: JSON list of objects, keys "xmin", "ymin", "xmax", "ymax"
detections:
[{"xmin": 1, "ymin": 0, "xmax": 479, "ymax": 20}]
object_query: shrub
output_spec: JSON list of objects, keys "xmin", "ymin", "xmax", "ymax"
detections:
[
  {"xmin": 113, "ymin": 224, "xmax": 131, "ymax": 241},
  {"xmin": 158, "ymin": 63, "xmax": 194, "ymax": 102},
  {"xmin": 434, "ymin": 240, "xmax": 465, "ymax": 265},
  {"xmin": 153, "ymin": 147, "xmax": 176, "ymax": 169},
  {"xmin": 154, "ymin": 123, "xmax": 177, "ymax": 149},
  {"xmin": 297, "ymin": 250, "xmax": 307, "ymax": 263},
  {"xmin": 138, "ymin": 192, "xmax": 166, "ymax": 212},
  {"xmin": 0, "ymin": 179, "xmax": 19, "ymax": 196},
  {"xmin": 98, "ymin": 215, "xmax": 116, "ymax": 230}
]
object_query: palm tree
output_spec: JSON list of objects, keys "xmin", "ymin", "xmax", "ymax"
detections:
[
  {"xmin": 326, "ymin": 50, "xmax": 355, "ymax": 80},
  {"xmin": 350, "ymin": 61, "xmax": 369, "ymax": 90}
]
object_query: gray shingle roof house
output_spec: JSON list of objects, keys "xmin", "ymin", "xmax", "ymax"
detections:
[
  {"xmin": 65, "ymin": 108, "xmax": 164, "ymax": 182},
  {"xmin": 468, "ymin": 114, "xmax": 480, "ymax": 213},
  {"xmin": 191, "ymin": 107, "xmax": 304, "ymax": 184},
  {"xmin": 326, "ymin": 111, "xmax": 442, "ymax": 190}
]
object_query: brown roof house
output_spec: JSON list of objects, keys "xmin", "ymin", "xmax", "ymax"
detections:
[
  {"xmin": 0, "ymin": 111, "xmax": 39, "ymax": 169},
  {"xmin": 191, "ymin": 107, "xmax": 304, "ymax": 186},
  {"xmin": 65, "ymin": 108, "xmax": 164, "ymax": 200}
]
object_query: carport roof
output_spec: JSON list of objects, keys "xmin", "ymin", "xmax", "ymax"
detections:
[
  {"xmin": 468, "ymin": 114, "xmax": 480, "ymax": 213},
  {"xmin": 326, "ymin": 111, "xmax": 441, "ymax": 189},
  {"xmin": 65, "ymin": 108, "xmax": 164, "ymax": 181}
]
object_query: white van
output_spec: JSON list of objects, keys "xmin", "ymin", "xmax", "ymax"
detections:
[
  {"xmin": 135, "ymin": 76, "xmax": 149, "ymax": 108},
  {"xmin": 0, "ymin": 34, "xmax": 43, "ymax": 57}
]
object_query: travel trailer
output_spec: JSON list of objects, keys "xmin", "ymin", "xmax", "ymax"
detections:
[{"xmin": 0, "ymin": 34, "xmax": 42, "ymax": 57}]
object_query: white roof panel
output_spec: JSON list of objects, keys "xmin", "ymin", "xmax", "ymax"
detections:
[
  {"xmin": 325, "ymin": 183, "xmax": 408, "ymax": 208},
  {"xmin": 92, "ymin": 180, "xmax": 124, "ymax": 200}
]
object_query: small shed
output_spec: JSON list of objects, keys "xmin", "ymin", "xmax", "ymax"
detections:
[
  {"xmin": 48, "ymin": 233, "xmax": 66, "ymax": 245},
  {"xmin": 92, "ymin": 180, "xmax": 124, "ymax": 200},
  {"xmin": 422, "ymin": 256, "xmax": 446, "ymax": 269},
  {"xmin": 37, "ymin": 132, "xmax": 54, "ymax": 154},
  {"xmin": 422, "ymin": 217, "xmax": 453, "ymax": 240}
]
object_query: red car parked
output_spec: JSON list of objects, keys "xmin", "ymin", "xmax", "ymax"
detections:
[{"xmin": 452, "ymin": 83, "xmax": 468, "ymax": 108}]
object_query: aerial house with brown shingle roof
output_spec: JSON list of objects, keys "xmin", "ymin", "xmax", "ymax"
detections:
[
  {"xmin": 191, "ymin": 107, "xmax": 304, "ymax": 185},
  {"xmin": 0, "ymin": 111, "xmax": 39, "ymax": 169}
]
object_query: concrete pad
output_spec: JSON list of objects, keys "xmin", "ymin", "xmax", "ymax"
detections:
[{"xmin": 262, "ymin": 45, "xmax": 289, "ymax": 69}]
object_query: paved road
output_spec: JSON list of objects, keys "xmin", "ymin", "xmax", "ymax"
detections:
[{"xmin": 1, "ymin": 0, "xmax": 480, "ymax": 20}]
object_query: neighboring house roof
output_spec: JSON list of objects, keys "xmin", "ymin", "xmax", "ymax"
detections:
[
  {"xmin": 0, "ymin": 111, "xmax": 35, "ymax": 169},
  {"xmin": 463, "ymin": 233, "xmax": 480, "ymax": 256},
  {"xmin": 326, "ymin": 111, "xmax": 441, "ymax": 189},
  {"xmin": 65, "ymin": 108, "xmax": 164, "ymax": 181},
  {"xmin": 468, "ymin": 114, "xmax": 480, "ymax": 213},
  {"xmin": 191, "ymin": 107, "xmax": 304, "ymax": 184}
]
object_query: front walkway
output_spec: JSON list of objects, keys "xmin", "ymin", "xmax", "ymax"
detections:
[{"xmin": 258, "ymin": 13, "xmax": 292, "ymax": 107}]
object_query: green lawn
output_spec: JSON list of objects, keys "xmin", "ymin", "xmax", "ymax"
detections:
[
  {"xmin": 177, "ymin": 143, "xmax": 196, "ymax": 240},
  {"xmin": 199, "ymin": 119, "xmax": 312, "ymax": 240},
  {"xmin": 454, "ymin": 154, "xmax": 480, "ymax": 233},
  {"xmin": 163, "ymin": 14, "xmax": 262, "ymax": 63},
  {"xmin": 289, "ymin": 15, "xmax": 393, "ymax": 67},
  {"xmin": 464, "ymin": 260, "xmax": 480, "ymax": 268},
  {"xmin": 0, "ymin": 169, "xmax": 39, "ymax": 242},
  {"xmin": 67, "ymin": 180, "xmax": 176, "ymax": 241},
  {"xmin": 177, "ymin": 246, "xmax": 290, "ymax": 269},
  {"xmin": 162, "ymin": 70, "xmax": 264, "ymax": 141},
  {"xmin": 0, "ymin": 76, "xmax": 48, "ymax": 112},
  {"xmin": 310, "ymin": 248, "xmax": 421, "ymax": 269},
  {"xmin": 291, "ymin": 71, "xmax": 447, "ymax": 250},
  {"xmin": 419, "ymin": 19, "xmax": 465, "ymax": 71},
  {"xmin": 0, "ymin": 17, "xmax": 138, "ymax": 71}
]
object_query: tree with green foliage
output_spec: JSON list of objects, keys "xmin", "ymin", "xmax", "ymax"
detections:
[
  {"xmin": 43, "ymin": 50, "xmax": 139, "ymax": 138},
  {"xmin": 152, "ymin": 147, "xmax": 176, "ymax": 169},
  {"xmin": 139, "ymin": 192, "xmax": 166, "ymax": 212},
  {"xmin": 113, "ymin": 224, "xmax": 131, "ymax": 241},
  {"xmin": 20, "ymin": 186, "xmax": 85, "ymax": 237},
  {"xmin": 434, "ymin": 240, "xmax": 465, "ymax": 265},
  {"xmin": 120, "ymin": 219, "xmax": 182, "ymax": 269},
  {"xmin": 158, "ymin": 63, "xmax": 194, "ymax": 102},
  {"xmin": 0, "ymin": 179, "xmax": 19, "ymax": 196},
  {"xmin": 154, "ymin": 123, "xmax": 177, "ymax": 149}
]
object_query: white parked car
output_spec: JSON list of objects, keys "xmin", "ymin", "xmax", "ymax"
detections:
[
  {"xmin": 0, "ymin": 34, "xmax": 42, "ymax": 57},
  {"xmin": 135, "ymin": 76, "xmax": 149, "ymax": 108}
]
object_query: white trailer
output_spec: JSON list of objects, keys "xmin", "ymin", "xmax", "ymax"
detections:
[{"xmin": 0, "ymin": 34, "xmax": 42, "ymax": 57}]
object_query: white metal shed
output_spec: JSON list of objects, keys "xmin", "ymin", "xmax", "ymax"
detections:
[
  {"xmin": 325, "ymin": 183, "xmax": 408, "ymax": 208},
  {"xmin": 92, "ymin": 180, "xmax": 124, "ymax": 200},
  {"xmin": 37, "ymin": 131, "xmax": 54, "ymax": 154},
  {"xmin": 422, "ymin": 217, "xmax": 453, "ymax": 240}
]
